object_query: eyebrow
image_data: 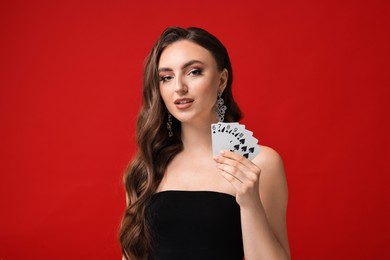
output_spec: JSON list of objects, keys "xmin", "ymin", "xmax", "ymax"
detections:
[{"xmin": 158, "ymin": 60, "xmax": 205, "ymax": 72}]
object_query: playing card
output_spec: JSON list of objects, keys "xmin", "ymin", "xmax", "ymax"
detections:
[
  {"xmin": 211, "ymin": 123, "xmax": 241, "ymax": 155},
  {"xmin": 234, "ymin": 128, "xmax": 261, "ymax": 160},
  {"xmin": 211, "ymin": 122, "xmax": 261, "ymax": 160}
]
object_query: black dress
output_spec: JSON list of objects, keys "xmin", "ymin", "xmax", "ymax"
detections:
[{"xmin": 146, "ymin": 190, "xmax": 244, "ymax": 260}]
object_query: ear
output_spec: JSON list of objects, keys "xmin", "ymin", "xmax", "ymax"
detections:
[{"xmin": 218, "ymin": 68, "xmax": 228, "ymax": 93}]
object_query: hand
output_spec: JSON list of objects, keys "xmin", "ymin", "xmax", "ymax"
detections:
[{"xmin": 213, "ymin": 150, "xmax": 262, "ymax": 208}]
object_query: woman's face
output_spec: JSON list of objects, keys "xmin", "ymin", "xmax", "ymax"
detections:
[{"xmin": 158, "ymin": 40, "xmax": 227, "ymax": 126}]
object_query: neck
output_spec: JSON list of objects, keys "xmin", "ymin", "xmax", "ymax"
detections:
[{"xmin": 180, "ymin": 119, "xmax": 217, "ymax": 155}]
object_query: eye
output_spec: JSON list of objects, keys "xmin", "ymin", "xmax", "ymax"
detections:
[
  {"xmin": 160, "ymin": 75, "xmax": 173, "ymax": 82},
  {"xmin": 188, "ymin": 68, "xmax": 203, "ymax": 77}
]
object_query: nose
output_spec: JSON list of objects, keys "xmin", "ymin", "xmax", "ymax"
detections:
[{"xmin": 174, "ymin": 76, "xmax": 188, "ymax": 95}]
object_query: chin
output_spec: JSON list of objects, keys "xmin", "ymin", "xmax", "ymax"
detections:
[
  {"xmin": 171, "ymin": 111, "xmax": 214, "ymax": 125},
  {"xmin": 171, "ymin": 112, "xmax": 193, "ymax": 122}
]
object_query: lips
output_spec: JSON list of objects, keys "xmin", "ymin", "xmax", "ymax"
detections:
[
  {"xmin": 174, "ymin": 98, "xmax": 194, "ymax": 109},
  {"xmin": 174, "ymin": 98, "xmax": 194, "ymax": 104}
]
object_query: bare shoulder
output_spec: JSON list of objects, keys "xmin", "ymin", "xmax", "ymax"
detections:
[
  {"xmin": 252, "ymin": 145, "xmax": 288, "ymax": 202},
  {"xmin": 253, "ymin": 145, "xmax": 285, "ymax": 175},
  {"xmin": 253, "ymin": 145, "xmax": 290, "ymax": 257}
]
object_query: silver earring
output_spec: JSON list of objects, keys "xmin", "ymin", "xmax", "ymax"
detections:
[
  {"xmin": 215, "ymin": 92, "xmax": 227, "ymax": 122},
  {"xmin": 166, "ymin": 112, "xmax": 173, "ymax": 137}
]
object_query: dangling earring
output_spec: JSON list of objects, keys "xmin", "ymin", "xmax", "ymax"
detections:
[
  {"xmin": 215, "ymin": 91, "xmax": 227, "ymax": 122},
  {"xmin": 166, "ymin": 112, "xmax": 173, "ymax": 137}
]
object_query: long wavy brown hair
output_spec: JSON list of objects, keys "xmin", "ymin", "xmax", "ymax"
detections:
[{"xmin": 119, "ymin": 26, "xmax": 242, "ymax": 259}]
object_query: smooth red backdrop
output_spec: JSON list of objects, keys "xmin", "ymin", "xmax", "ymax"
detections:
[{"xmin": 1, "ymin": 0, "xmax": 389, "ymax": 259}]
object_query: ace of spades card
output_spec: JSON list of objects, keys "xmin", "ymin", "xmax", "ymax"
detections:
[{"xmin": 211, "ymin": 122, "xmax": 261, "ymax": 160}]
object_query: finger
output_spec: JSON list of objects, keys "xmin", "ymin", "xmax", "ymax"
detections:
[
  {"xmin": 216, "ymin": 162, "xmax": 245, "ymax": 182},
  {"xmin": 216, "ymin": 164, "xmax": 243, "ymax": 191},
  {"xmin": 214, "ymin": 155, "xmax": 247, "ymax": 173},
  {"xmin": 214, "ymin": 152, "xmax": 260, "ymax": 181},
  {"xmin": 214, "ymin": 156, "xmax": 250, "ymax": 183},
  {"xmin": 219, "ymin": 150, "xmax": 260, "ymax": 176}
]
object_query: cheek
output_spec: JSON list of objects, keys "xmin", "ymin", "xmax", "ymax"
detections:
[
  {"xmin": 200, "ymin": 86, "xmax": 217, "ymax": 107},
  {"xmin": 203, "ymin": 78, "xmax": 219, "ymax": 102},
  {"xmin": 208, "ymin": 94, "xmax": 217, "ymax": 107}
]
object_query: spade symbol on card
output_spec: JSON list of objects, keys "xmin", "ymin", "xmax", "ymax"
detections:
[{"xmin": 211, "ymin": 122, "xmax": 261, "ymax": 160}]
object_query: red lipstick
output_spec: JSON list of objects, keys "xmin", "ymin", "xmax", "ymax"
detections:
[{"xmin": 174, "ymin": 98, "xmax": 194, "ymax": 109}]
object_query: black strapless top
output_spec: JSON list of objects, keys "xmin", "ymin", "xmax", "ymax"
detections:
[{"xmin": 146, "ymin": 190, "xmax": 244, "ymax": 260}]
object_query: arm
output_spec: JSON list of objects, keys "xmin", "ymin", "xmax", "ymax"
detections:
[{"xmin": 214, "ymin": 146, "xmax": 290, "ymax": 260}]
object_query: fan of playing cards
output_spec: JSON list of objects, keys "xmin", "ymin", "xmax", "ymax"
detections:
[{"xmin": 211, "ymin": 122, "xmax": 261, "ymax": 160}]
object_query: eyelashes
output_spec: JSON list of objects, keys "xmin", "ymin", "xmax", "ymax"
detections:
[
  {"xmin": 160, "ymin": 75, "xmax": 173, "ymax": 82},
  {"xmin": 188, "ymin": 68, "xmax": 203, "ymax": 76},
  {"xmin": 159, "ymin": 68, "xmax": 204, "ymax": 83}
]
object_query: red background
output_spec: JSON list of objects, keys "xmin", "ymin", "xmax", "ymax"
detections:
[{"xmin": 1, "ymin": 0, "xmax": 389, "ymax": 259}]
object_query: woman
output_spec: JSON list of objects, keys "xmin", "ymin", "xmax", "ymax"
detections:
[{"xmin": 119, "ymin": 27, "xmax": 290, "ymax": 260}]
